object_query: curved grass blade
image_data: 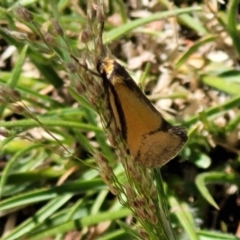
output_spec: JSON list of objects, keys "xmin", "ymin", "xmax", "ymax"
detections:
[
  {"xmin": 175, "ymin": 35, "xmax": 216, "ymax": 69},
  {"xmin": 195, "ymin": 172, "xmax": 240, "ymax": 209}
]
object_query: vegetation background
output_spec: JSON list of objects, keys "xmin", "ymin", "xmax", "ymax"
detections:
[{"xmin": 0, "ymin": 0, "xmax": 240, "ymax": 239}]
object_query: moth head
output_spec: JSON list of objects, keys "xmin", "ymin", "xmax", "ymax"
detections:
[{"xmin": 97, "ymin": 57, "xmax": 114, "ymax": 79}]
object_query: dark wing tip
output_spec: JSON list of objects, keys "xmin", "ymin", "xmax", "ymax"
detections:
[{"xmin": 169, "ymin": 126, "xmax": 188, "ymax": 142}]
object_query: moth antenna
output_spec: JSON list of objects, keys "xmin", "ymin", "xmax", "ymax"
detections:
[{"xmin": 71, "ymin": 55, "xmax": 101, "ymax": 77}]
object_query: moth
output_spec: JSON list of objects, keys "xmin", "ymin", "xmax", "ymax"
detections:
[{"xmin": 96, "ymin": 57, "xmax": 188, "ymax": 168}]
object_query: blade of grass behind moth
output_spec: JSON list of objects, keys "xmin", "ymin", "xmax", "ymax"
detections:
[
  {"xmin": 0, "ymin": 130, "xmax": 15, "ymax": 152},
  {"xmin": 8, "ymin": 83, "xmax": 64, "ymax": 108},
  {"xmin": 139, "ymin": 61, "xmax": 151, "ymax": 87},
  {"xmin": 0, "ymin": 27, "xmax": 64, "ymax": 88},
  {"xmin": 195, "ymin": 172, "xmax": 237, "ymax": 210},
  {"xmin": 84, "ymin": 108, "xmax": 115, "ymax": 161},
  {"xmin": 227, "ymin": 0, "xmax": 240, "ymax": 58},
  {"xmin": 114, "ymin": 0, "xmax": 127, "ymax": 23},
  {"xmin": 68, "ymin": 88, "xmax": 107, "ymax": 156},
  {"xmin": 67, "ymin": 6, "xmax": 202, "ymax": 52},
  {"xmin": 1, "ymin": 1, "xmax": 7, "ymax": 8},
  {"xmin": 201, "ymin": 75, "xmax": 240, "ymax": 96},
  {"xmin": 90, "ymin": 189, "xmax": 109, "ymax": 215},
  {"xmin": 153, "ymin": 168, "xmax": 176, "ymax": 240},
  {"xmin": 196, "ymin": 172, "xmax": 240, "ymax": 199},
  {"xmin": 5, "ymin": 170, "xmax": 65, "ymax": 186},
  {"xmin": 49, "ymin": 0, "xmax": 75, "ymax": 56},
  {"xmin": 0, "ymin": 143, "xmax": 43, "ymax": 198},
  {"xmin": 0, "ymin": 118, "xmax": 101, "ymax": 132},
  {"xmin": 153, "ymin": 169, "xmax": 169, "ymax": 218},
  {"xmin": 0, "ymin": 114, "xmax": 101, "ymax": 167},
  {"xmin": 175, "ymin": 35, "xmax": 216, "ymax": 69},
  {"xmin": 2, "ymin": 194, "xmax": 73, "ymax": 240},
  {"xmin": 28, "ymin": 55, "xmax": 63, "ymax": 88},
  {"xmin": 117, "ymin": 220, "xmax": 140, "ymax": 239},
  {"xmin": 97, "ymin": 229, "xmax": 134, "ymax": 240},
  {"xmin": 72, "ymin": 130, "xmax": 94, "ymax": 155},
  {"xmin": 0, "ymin": 45, "xmax": 28, "ymax": 117},
  {"xmin": 45, "ymin": 2, "xmax": 75, "ymax": 62},
  {"xmin": 68, "ymin": 87, "xmax": 96, "ymax": 113},
  {"xmin": 198, "ymin": 111, "xmax": 218, "ymax": 134},
  {"xmin": 0, "ymin": 87, "xmax": 61, "ymax": 112},
  {"xmin": 197, "ymin": 229, "xmax": 240, "ymax": 240},
  {"xmin": 159, "ymin": 0, "xmax": 207, "ymax": 35},
  {"xmin": 225, "ymin": 111, "xmax": 240, "ymax": 132},
  {"xmin": 64, "ymin": 199, "xmax": 85, "ymax": 224},
  {"xmin": 177, "ymin": 13, "xmax": 207, "ymax": 36},
  {"xmin": 15, "ymin": 204, "xmax": 84, "ymax": 239},
  {"xmin": 106, "ymin": 7, "xmax": 202, "ymax": 44},
  {"xmin": 6, "ymin": 105, "xmax": 68, "ymax": 155},
  {"xmin": 20, "ymin": 101, "xmax": 99, "ymax": 159},
  {"xmin": 0, "ymin": 179, "xmax": 105, "ymax": 212},
  {"xmin": 26, "ymin": 208, "xmax": 132, "ymax": 240},
  {"xmin": 4, "ymin": 201, "xmax": 83, "ymax": 239},
  {"xmin": 41, "ymin": 108, "xmax": 84, "ymax": 118},
  {"xmin": 49, "ymin": 0, "xmax": 60, "ymax": 22},
  {"xmin": 8, "ymin": 45, "xmax": 28, "ymax": 88},
  {"xmin": 184, "ymin": 95, "xmax": 240, "ymax": 127},
  {"xmin": 168, "ymin": 196, "xmax": 199, "ymax": 240},
  {"xmin": 0, "ymin": 27, "xmax": 24, "ymax": 49},
  {"xmin": 218, "ymin": 70, "xmax": 240, "ymax": 82},
  {"xmin": 40, "ymin": 107, "xmax": 96, "ymax": 154}
]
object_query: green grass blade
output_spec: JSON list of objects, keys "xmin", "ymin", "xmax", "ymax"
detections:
[
  {"xmin": 185, "ymin": 96, "xmax": 240, "ymax": 127},
  {"xmin": 169, "ymin": 196, "xmax": 199, "ymax": 240},
  {"xmin": 0, "ymin": 143, "xmax": 42, "ymax": 198},
  {"xmin": 201, "ymin": 75, "xmax": 240, "ymax": 95},
  {"xmin": 3, "ymin": 194, "xmax": 73, "ymax": 240},
  {"xmin": 0, "ymin": 45, "xmax": 28, "ymax": 117},
  {"xmin": 175, "ymin": 35, "xmax": 216, "ymax": 69},
  {"xmin": 195, "ymin": 172, "xmax": 240, "ymax": 209},
  {"xmin": 197, "ymin": 230, "xmax": 240, "ymax": 240},
  {"xmin": 0, "ymin": 118, "xmax": 102, "ymax": 132},
  {"xmin": 106, "ymin": 7, "xmax": 202, "ymax": 43},
  {"xmin": 0, "ymin": 179, "xmax": 105, "ymax": 211},
  {"xmin": 8, "ymin": 45, "xmax": 28, "ymax": 88},
  {"xmin": 26, "ymin": 208, "xmax": 131, "ymax": 240},
  {"xmin": 227, "ymin": 0, "xmax": 240, "ymax": 58}
]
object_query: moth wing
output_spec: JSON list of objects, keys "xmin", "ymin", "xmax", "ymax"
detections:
[{"xmin": 136, "ymin": 126, "xmax": 187, "ymax": 168}]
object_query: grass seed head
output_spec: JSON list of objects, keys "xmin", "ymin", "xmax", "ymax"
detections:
[
  {"xmin": 80, "ymin": 29, "xmax": 91, "ymax": 43},
  {"xmin": 51, "ymin": 19, "xmax": 63, "ymax": 36},
  {"xmin": 15, "ymin": 5, "xmax": 33, "ymax": 22}
]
